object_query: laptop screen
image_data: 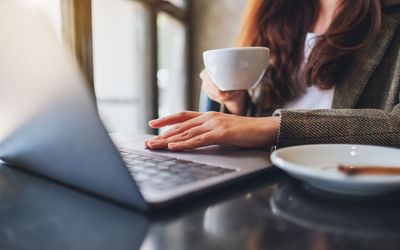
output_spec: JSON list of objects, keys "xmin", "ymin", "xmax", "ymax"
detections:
[{"xmin": 0, "ymin": 4, "xmax": 148, "ymax": 210}]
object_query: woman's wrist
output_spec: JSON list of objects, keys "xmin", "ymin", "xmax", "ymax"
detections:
[
  {"xmin": 235, "ymin": 115, "xmax": 280, "ymax": 148},
  {"xmin": 223, "ymin": 101, "xmax": 245, "ymax": 115},
  {"xmin": 222, "ymin": 91, "xmax": 248, "ymax": 115},
  {"xmin": 256, "ymin": 116, "xmax": 280, "ymax": 146}
]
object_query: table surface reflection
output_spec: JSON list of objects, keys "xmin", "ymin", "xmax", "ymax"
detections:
[{"xmin": 0, "ymin": 163, "xmax": 399, "ymax": 250}]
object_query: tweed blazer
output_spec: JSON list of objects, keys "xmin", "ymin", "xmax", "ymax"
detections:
[{"xmin": 245, "ymin": 0, "xmax": 400, "ymax": 148}]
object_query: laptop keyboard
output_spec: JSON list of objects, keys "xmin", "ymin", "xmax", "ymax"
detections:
[{"xmin": 118, "ymin": 148, "xmax": 236, "ymax": 191}]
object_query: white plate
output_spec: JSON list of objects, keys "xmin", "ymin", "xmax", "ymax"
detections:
[{"xmin": 270, "ymin": 144, "xmax": 400, "ymax": 196}]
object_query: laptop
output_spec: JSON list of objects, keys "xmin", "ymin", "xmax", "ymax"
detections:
[{"xmin": 0, "ymin": 6, "xmax": 273, "ymax": 211}]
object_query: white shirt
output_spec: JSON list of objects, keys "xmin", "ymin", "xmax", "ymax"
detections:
[{"xmin": 283, "ymin": 32, "xmax": 335, "ymax": 110}]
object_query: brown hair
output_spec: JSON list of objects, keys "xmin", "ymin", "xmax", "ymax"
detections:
[{"xmin": 237, "ymin": 0, "xmax": 381, "ymax": 111}]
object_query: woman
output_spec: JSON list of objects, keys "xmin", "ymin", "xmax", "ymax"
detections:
[{"xmin": 145, "ymin": 0, "xmax": 400, "ymax": 151}]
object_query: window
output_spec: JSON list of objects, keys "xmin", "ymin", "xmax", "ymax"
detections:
[
  {"xmin": 92, "ymin": 0, "xmax": 191, "ymax": 134},
  {"xmin": 92, "ymin": 0, "xmax": 148, "ymax": 133},
  {"xmin": 157, "ymin": 12, "xmax": 188, "ymax": 130}
]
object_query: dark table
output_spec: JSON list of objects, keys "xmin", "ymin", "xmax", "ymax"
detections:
[{"xmin": 1, "ymin": 163, "xmax": 400, "ymax": 250}]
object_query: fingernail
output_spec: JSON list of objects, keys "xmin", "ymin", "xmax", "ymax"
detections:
[
  {"xmin": 168, "ymin": 142, "xmax": 177, "ymax": 149},
  {"xmin": 149, "ymin": 139, "xmax": 162, "ymax": 146},
  {"xmin": 149, "ymin": 118, "xmax": 159, "ymax": 123}
]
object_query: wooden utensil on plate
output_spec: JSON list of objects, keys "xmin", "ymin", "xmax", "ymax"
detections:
[{"xmin": 338, "ymin": 165, "xmax": 400, "ymax": 175}]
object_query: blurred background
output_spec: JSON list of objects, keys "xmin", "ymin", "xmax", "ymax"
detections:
[{"xmin": 21, "ymin": 0, "xmax": 247, "ymax": 134}]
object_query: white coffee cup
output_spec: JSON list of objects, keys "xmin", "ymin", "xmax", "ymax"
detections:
[{"xmin": 203, "ymin": 47, "xmax": 269, "ymax": 91}]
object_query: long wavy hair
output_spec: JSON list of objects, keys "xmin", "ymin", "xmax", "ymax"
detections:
[{"xmin": 237, "ymin": 0, "xmax": 382, "ymax": 111}]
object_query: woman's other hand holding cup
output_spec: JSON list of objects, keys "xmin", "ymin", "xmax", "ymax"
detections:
[{"xmin": 200, "ymin": 69, "xmax": 247, "ymax": 115}]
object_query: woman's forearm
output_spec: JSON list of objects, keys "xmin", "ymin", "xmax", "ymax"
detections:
[{"xmin": 145, "ymin": 112, "xmax": 280, "ymax": 150}]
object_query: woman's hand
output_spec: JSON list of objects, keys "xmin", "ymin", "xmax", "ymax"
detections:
[
  {"xmin": 200, "ymin": 69, "xmax": 247, "ymax": 115},
  {"xmin": 144, "ymin": 111, "xmax": 280, "ymax": 151}
]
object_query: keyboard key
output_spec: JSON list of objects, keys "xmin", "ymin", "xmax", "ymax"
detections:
[
  {"xmin": 155, "ymin": 165, "xmax": 171, "ymax": 171},
  {"xmin": 144, "ymin": 162, "xmax": 157, "ymax": 167},
  {"xmin": 134, "ymin": 174, "xmax": 150, "ymax": 183},
  {"xmin": 175, "ymin": 159, "xmax": 192, "ymax": 164},
  {"xmin": 126, "ymin": 159, "xmax": 145, "ymax": 165},
  {"xmin": 159, "ymin": 161, "xmax": 177, "ymax": 166}
]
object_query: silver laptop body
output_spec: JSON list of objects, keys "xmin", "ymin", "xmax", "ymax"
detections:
[{"xmin": 0, "ymin": 6, "xmax": 272, "ymax": 210}]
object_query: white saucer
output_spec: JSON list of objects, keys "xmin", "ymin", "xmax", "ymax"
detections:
[{"xmin": 270, "ymin": 144, "xmax": 400, "ymax": 196}]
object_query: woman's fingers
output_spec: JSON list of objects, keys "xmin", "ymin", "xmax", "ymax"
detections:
[
  {"xmin": 149, "ymin": 111, "xmax": 203, "ymax": 128},
  {"xmin": 147, "ymin": 125, "xmax": 210, "ymax": 149},
  {"xmin": 144, "ymin": 139, "xmax": 150, "ymax": 148},
  {"xmin": 201, "ymin": 80, "xmax": 244, "ymax": 104},
  {"xmin": 200, "ymin": 69, "xmax": 225, "ymax": 102},
  {"xmin": 167, "ymin": 132, "xmax": 215, "ymax": 151},
  {"xmin": 199, "ymin": 69, "xmax": 214, "ymax": 83},
  {"xmin": 147, "ymin": 112, "xmax": 213, "ymax": 147},
  {"xmin": 153, "ymin": 114, "xmax": 206, "ymax": 141},
  {"xmin": 147, "ymin": 112, "xmax": 218, "ymax": 149},
  {"xmin": 201, "ymin": 83, "xmax": 220, "ymax": 103}
]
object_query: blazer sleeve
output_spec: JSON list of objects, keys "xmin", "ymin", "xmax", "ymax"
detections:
[{"xmin": 272, "ymin": 104, "xmax": 400, "ymax": 148}]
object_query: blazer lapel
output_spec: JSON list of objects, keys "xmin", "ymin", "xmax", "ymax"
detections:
[{"xmin": 332, "ymin": 14, "xmax": 400, "ymax": 109}]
